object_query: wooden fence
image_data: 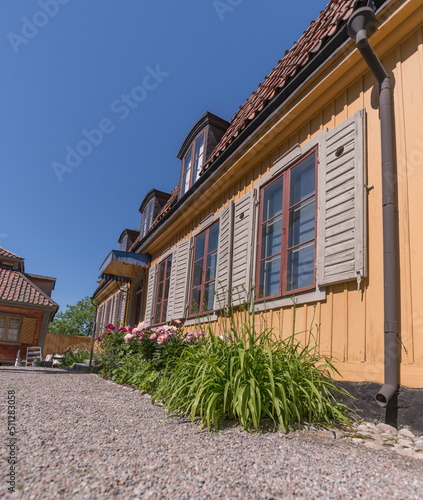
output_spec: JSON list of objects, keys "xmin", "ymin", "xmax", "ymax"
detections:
[{"xmin": 43, "ymin": 333, "xmax": 92, "ymax": 355}]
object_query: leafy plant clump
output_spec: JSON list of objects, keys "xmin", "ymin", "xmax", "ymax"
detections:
[
  {"xmin": 154, "ymin": 309, "xmax": 352, "ymax": 432},
  {"xmin": 60, "ymin": 344, "xmax": 91, "ymax": 368}
]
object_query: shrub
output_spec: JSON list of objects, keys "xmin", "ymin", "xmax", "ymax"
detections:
[
  {"xmin": 154, "ymin": 308, "xmax": 352, "ymax": 432},
  {"xmin": 60, "ymin": 344, "xmax": 91, "ymax": 368}
]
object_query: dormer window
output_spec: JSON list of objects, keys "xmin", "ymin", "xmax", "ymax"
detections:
[
  {"xmin": 141, "ymin": 199, "xmax": 154, "ymax": 238},
  {"xmin": 120, "ymin": 236, "xmax": 128, "ymax": 251},
  {"xmin": 181, "ymin": 132, "xmax": 205, "ymax": 196}
]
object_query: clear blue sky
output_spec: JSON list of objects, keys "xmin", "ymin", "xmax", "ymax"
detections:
[{"xmin": 1, "ymin": 0, "xmax": 329, "ymax": 312}]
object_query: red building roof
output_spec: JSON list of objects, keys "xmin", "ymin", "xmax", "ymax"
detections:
[
  {"xmin": 0, "ymin": 268, "xmax": 58, "ymax": 308},
  {"xmin": 0, "ymin": 247, "xmax": 23, "ymax": 260}
]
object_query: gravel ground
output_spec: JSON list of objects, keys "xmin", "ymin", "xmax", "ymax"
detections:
[{"xmin": 1, "ymin": 367, "xmax": 422, "ymax": 499}]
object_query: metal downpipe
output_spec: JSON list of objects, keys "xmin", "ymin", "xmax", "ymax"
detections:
[{"xmin": 347, "ymin": 6, "xmax": 398, "ymax": 407}]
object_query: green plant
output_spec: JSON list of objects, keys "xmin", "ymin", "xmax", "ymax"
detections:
[
  {"xmin": 60, "ymin": 345, "xmax": 91, "ymax": 368},
  {"xmin": 154, "ymin": 297, "xmax": 352, "ymax": 432}
]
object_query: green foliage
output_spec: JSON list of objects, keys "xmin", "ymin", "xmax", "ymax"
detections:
[
  {"xmin": 154, "ymin": 304, "xmax": 352, "ymax": 432},
  {"xmin": 60, "ymin": 345, "xmax": 91, "ymax": 368},
  {"xmin": 49, "ymin": 296, "xmax": 96, "ymax": 336}
]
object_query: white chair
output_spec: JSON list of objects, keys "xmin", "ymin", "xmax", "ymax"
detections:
[{"xmin": 25, "ymin": 346, "xmax": 42, "ymax": 366}]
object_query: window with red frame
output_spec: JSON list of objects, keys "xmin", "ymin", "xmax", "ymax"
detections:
[
  {"xmin": 189, "ymin": 221, "xmax": 219, "ymax": 316},
  {"xmin": 181, "ymin": 131, "xmax": 205, "ymax": 196},
  {"xmin": 153, "ymin": 255, "xmax": 172, "ymax": 325},
  {"xmin": 141, "ymin": 199, "xmax": 154, "ymax": 238},
  {"xmin": 256, "ymin": 149, "xmax": 317, "ymax": 300}
]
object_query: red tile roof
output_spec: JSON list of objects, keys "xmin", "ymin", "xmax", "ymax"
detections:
[
  {"xmin": 204, "ymin": 0, "xmax": 360, "ymax": 169},
  {"xmin": 0, "ymin": 247, "xmax": 23, "ymax": 260},
  {"xmin": 150, "ymin": 186, "xmax": 179, "ymax": 231},
  {"xmin": 0, "ymin": 268, "xmax": 58, "ymax": 307}
]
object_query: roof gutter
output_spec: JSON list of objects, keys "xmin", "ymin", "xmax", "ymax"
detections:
[{"xmin": 347, "ymin": 5, "xmax": 398, "ymax": 407}]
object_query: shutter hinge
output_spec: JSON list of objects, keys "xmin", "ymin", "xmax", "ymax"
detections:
[{"xmin": 356, "ymin": 271, "xmax": 362, "ymax": 291}]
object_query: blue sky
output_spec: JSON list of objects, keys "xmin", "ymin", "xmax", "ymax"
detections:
[{"xmin": 0, "ymin": 0, "xmax": 329, "ymax": 311}]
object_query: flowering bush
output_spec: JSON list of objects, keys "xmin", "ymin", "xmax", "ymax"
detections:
[{"xmin": 96, "ymin": 320, "xmax": 205, "ymax": 382}]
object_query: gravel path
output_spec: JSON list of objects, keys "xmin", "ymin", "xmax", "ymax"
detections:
[{"xmin": 1, "ymin": 366, "xmax": 422, "ymax": 499}]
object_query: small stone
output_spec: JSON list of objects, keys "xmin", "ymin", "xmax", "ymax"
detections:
[
  {"xmin": 357, "ymin": 424, "xmax": 368, "ymax": 431},
  {"xmin": 376, "ymin": 423, "xmax": 397, "ymax": 434},
  {"xmin": 351, "ymin": 438, "xmax": 364, "ymax": 444},
  {"xmin": 396, "ymin": 448, "xmax": 422, "ymax": 459},
  {"xmin": 414, "ymin": 439, "xmax": 423, "ymax": 448},
  {"xmin": 317, "ymin": 430, "xmax": 335, "ymax": 439},
  {"xmin": 364, "ymin": 441, "xmax": 384, "ymax": 451},
  {"xmin": 398, "ymin": 428, "xmax": 415, "ymax": 439}
]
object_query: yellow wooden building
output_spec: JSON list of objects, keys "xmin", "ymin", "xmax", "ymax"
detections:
[{"xmin": 94, "ymin": 0, "xmax": 423, "ymax": 430}]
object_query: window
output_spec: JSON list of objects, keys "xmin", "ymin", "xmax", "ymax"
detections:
[
  {"xmin": 141, "ymin": 199, "xmax": 154, "ymax": 238},
  {"xmin": 0, "ymin": 316, "xmax": 21, "ymax": 342},
  {"xmin": 256, "ymin": 149, "xmax": 317, "ymax": 300},
  {"xmin": 153, "ymin": 255, "xmax": 172, "ymax": 325},
  {"xmin": 120, "ymin": 236, "xmax": 128, "ymax": 251},
  {"xmin": 181, "ymin": 132, "xmax": 205, "ymax": 196},
  {"xmin": 189, "ymin": 221, "xmax": 219, "ymax": 315}
]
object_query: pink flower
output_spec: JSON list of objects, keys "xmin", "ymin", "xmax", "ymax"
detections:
[
  {"xmin": 174, "ymin": 319, "xmax": 181, "ymax": 324},
  {"xmin": 149, "ymin": 333, "xmax": 157, "ymax": 340},
  {"xmin": 128, "ymin": 326, "xmax": 134, "ymax": 332},
  {"xmin": 118, "ymin": 327, "xmax": 127, "ymax": 333},
  {"xmin": 106, "ymin": 324, "xmax": 115, "ymax": 330},
  {"xmin": 157, "ymin": 333, "xmax": 168, "ymax": 345},
  {"xmin": 137, "ymin": 321, "xmax": 147, "ymax": 331}
]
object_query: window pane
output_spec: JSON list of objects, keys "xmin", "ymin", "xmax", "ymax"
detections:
[
  {"xmin": 190, "ymin": 287, "xmax": 202, "ymax": 315},
  {"xmin": 141, "ymin": 212, "xmax": 146, "ymax": 238},
  {"xmin": 287, "ymin": 242, "xmax": 314, "ymax": 290},
  {"xmin": 192, "ymin": 134, "xmax": 205, "ymax": 185},
  {"xmin": 7, "ymin": 318, "xmax": 20, "ymax": 342},
  {"xmin": 261, "ymin": 215, "xmax": 282, "ymax": 259},
  {"xmin": 259, "ymin": 256, "xmax": 281, "ymax": 298},
  {"xmin": 262, "ymin": 176, "xmax": 283, "ymax": 222},
  {"xmin": 208, "ymin": 222, "xmax": 219, "ymax": 253},
  {"xmin": 147, "ymin": 200, "xmax": 154, "ymax": 229},
  {"xmin": 182, "ymin": 146, "xmax": 193, "ymax": 195},
  {"xmin": 154, "ymin": 302, "xmax": 162, "ymax": 325},
  {"xmin": 194, "ymin": 233, "xmax": 206, "ymax": 261},
  {"xmin": 165, "ymin": 257, "xmax": 172, "ymax": 279},
  {"xmin": 164, "ymin": 277, "xmax": 170, "ymax": 300},
  {"xmin": 288, "ymin": 198, "xmax": 315, "ymax": 248},
  {"xmin": 290, "ymin": 153, "xmax": 315, "ymax": 206},
  {"xmin": 192, "ymin": 259, "xmax": 203, "ymax": 288},
  {"xmin": 157, "ymin": 282, "xmax": 164, "ymax": 303},
  {"xmin": 203, "ymin": 283, "xmax": 215, "ymax": 311},
  {"xmin": 0, "ymin": 317, "xmax": 6, "ymax": 336},
  {"xmin": 158, "ymin": 261, "xmax": 166, "ymax": 283},
  {"xmin": 205, "ymin": 251, "xmax": 217, "ymax": 282},
  {"xmin": 161, "ymin": 301, "xmax": 168, "ymax": 323}
]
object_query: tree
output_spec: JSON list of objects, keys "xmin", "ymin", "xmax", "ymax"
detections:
[{"xmin": 49, "ymin": 296, "xmax": 96, "ymax": 336}]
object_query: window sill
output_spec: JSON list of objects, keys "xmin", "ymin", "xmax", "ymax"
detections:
[
  {"xmin": 184, "ymin": 314, "xmax": 218, "ymax": 327},
  {"xmin": 253, "ymin": 287, "xmax": 326, "ymax": 312}
]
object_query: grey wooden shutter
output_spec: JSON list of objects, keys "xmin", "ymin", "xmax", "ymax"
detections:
[
  {"xmin": 231, "ymin": 190, "xmax": 256, "ymax": 306},
  {"xmin": 120, "ymin": 287, "xmax": 127, "ymax": 324},
  {"xmin": 172, "ymin": 238, "xmax": 192, "ymax": 319},
  {"xmin": 214, "ymin": 202, "xmax": 234, "ymax": 310},
  {"xmin": 112, "ymin": 294, "xmax": 118, "ymax": 324},
  {"xmin": 317, "ymin": 108, "xmax": 367, "ymax": 287},
  {"xmin": 144, "ymin": 264, "xmax": 157, "ymax": 326},
  {"xmin": 166, "ymin": 248, "xmax": 178, "ymax": 322}
]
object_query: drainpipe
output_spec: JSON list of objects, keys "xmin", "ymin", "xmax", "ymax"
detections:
[{"xmin": 347, "ymin": 5, "xmax": 398, "ymax": 407}]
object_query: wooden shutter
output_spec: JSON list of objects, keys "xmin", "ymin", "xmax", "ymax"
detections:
[
  {"xmin": 317, "ymin": 109, "xmax": 367, "ymax": 287},
  {"xmin": 144, "ymin": 264, "xmax": 157, "ymax": 327},
  {"xmin": 166, "ymin": 249, "xmax": 178, "ymax": 322},
  {"xmin": 120, "ymin": 287, "xmax": 127, "ymax": 325},
  {"xmin": 19, "ymin": 318, "xmax": 36, "ymax": 344},
  {"xmin": 214, "ymin": 202, "xmax": 234, "ymax": 310},
  {"xmin": 231, "ymin": 190, "xmax": 256, "ymax": 306},
  {"xmin": 111, "ymin": 294, "xmax": 117, "ymax": 325},
  {"xmin": 172, "ymin": 238, "xmax": 192, "ymax": 319}
]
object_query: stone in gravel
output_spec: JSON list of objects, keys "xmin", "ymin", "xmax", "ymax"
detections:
[
  {"xmin": 351, "ymin": 438, "xmax": 365, "ymax": 444},
  {"xmin": 397, "ymin": 439, "xmax": 413, "ymax": 448},
  {"xmin": 364, "ymin": 442, "xmax": 384, "ymax": 451},
  {"xmin": 357, "ymin": 424, "xmax": 368, "ymax": 431},
  {"xmin": 398, "ymin": 428, "xmax": 415, "ymax": 439},
  {"xmin": 414, "ymin": 439, "xmax": 423, "ymax": 448},
  {"xmin": 396, "ymin": 448, "xmax": 422, "ymax": 460},
  {"xmin": 376, "ymin": 423, "xmax": 397, "ymax": 434}
]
